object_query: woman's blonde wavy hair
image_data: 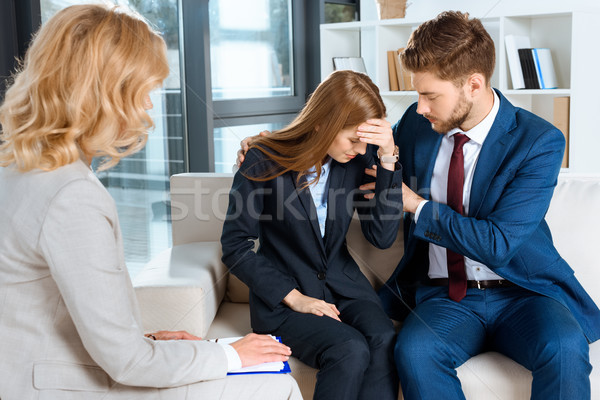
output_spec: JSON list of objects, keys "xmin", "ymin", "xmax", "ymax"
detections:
[{"xmin": 0, "ymin": 3, "xmax": 169, "ymax": 171}]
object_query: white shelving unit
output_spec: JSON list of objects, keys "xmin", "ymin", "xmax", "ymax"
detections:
[{"xmin": 320, "ymin": 10, "xmax": 600, "ymax": 173}]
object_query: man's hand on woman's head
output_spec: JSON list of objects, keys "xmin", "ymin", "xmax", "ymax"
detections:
[{"xmin": 235, "ymin": 130, "xmax": 270, "ymax": 168}]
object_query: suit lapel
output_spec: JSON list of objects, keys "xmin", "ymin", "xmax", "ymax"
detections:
[
  {"xmin": 414, "ymin": 128, "xmax": 443, "ymax": 199},
  {"xmin": 291, "ymin": 171, "xmax": 326, "ymax": 256},
  {"xmin": 469, "ymin": 91, "xmax": 518, "ymax": 217},
  {"xmin": 403, "ymin": 123, "xmax": 441, "ymax": 257},
  {"xmin": 324, "ymin": 161, "xmax": 347, "ymax": 250}
]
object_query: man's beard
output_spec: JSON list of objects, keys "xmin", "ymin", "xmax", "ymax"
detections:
[{"xmin": 426, "ymin": 91, "xmax": 473, "ymax": 133}]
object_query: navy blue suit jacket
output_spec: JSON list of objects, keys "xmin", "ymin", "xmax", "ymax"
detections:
[
  {"xmin": 379, "ymin": 90, "xmax": 600, "ymax": 342},
  {"xmin": 221, "ymin": 147, "xmax": 403, "ymax": 332}
]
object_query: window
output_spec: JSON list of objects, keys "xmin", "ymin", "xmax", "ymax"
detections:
[
  {"xmin": 214, "ymin": 120, "xmax": 288, "ymax": 172},
  {"xmin": 209, "ymin": 0, "xmax": 293, "ymax": 100},
  {"xmin": 202, "ymin": 0, "xmax": 308, "ymax": 173}
]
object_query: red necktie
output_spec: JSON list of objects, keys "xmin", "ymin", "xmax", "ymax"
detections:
[{"xmin": 447, "ymin": 133, "xmax": 470, "ymax": 302}]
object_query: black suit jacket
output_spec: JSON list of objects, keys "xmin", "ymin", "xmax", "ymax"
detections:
[{"xmin": 221, "ymin": 146, "xmax": 403, "ymax": 332}]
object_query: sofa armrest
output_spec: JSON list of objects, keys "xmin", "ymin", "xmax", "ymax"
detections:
[{"xmin": 133, "ymin": 241, "xmax": 228, "ymax": 337}]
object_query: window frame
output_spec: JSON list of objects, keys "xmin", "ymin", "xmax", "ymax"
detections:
[
  {"xmin": 4, "ymin": 0, "xmax": 323, "ymax": 173},
  {"xmin": 181, "ymin": 0, "xmax": 314, "ymax": 172},
  {"xmin": 210, "ymin": 0, "xmax": 307, "ymax": 118},
  {"xmin": 1, "ymin": 0, "xmax": 41, "ymax": 102}
]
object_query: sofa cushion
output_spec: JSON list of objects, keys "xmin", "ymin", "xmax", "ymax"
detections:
[
  {"xmin": 225, "ymin": 274, "xmax": 251, "ymax": 303},
  {"xmin": 133, "ymin": 242, "xmax": 227, "ymax": 337},
  {"xmin": 170, "ymin": 173, "xmax": 234, "ymax": 245},
  {"xmin": 547, "ymin": 175, "xmax": 600, "ymax": 305},
  {"xmin": 346, "ymin": 213, "xmax": 405, "ymax": 290},
  {"xmin": 456, "ymin": 352, "xmax": 531, "ymax": 399}
]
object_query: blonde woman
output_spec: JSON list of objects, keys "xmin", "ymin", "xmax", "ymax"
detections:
[
  {"xmin": 0, "ymin": 4, "xmax": 300, "ymax": 400},
  {"xmin": 221, "ymin": 70, "xmax": 402, "ymax": 400}
]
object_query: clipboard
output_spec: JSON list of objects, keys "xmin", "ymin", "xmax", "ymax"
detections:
[{"xmin": 209, "ymin": 335, "xmax": 292, "ymax": 375}]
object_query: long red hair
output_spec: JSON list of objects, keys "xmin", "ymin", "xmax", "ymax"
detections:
[{"xmin": 247, "ymin": 70, "xmax": 386, "ymax": 184}]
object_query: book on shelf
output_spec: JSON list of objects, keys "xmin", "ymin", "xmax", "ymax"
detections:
[
  {"xmin": 518, "ymin": 48, "xmax": 540, "ymax": 90},
  {"xmin": 532, "ymin": 48, "xmax": 558, "ymax": 89},
  {"xmin": 395, "ymin": 48, "xmax": 413, "ymax": 90},
  {"xmin": 505, "ymin": 34, "xmax": 531, "ymax": 90},
  {"xmin": 553, "ymin": 96, "xmax": 570, "ymax": 168},
  {"xmin": 332, "ymin": 57, "xmax": 367, "ymax": 74},
  {"xmin": 512, "ymin": 45, "xmax": 559, "ymax": 90},
  {"xmin": 387, "ymin": 51, "xmax": 400, "ymax": 91},
  {"xmin": 386, "ymin": 48, "xmax": 413, "ymax": 91}
]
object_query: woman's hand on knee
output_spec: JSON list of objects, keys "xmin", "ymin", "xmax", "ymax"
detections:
[
  {"xmin": 282, "ymin": 289, "xmax": 341, "ymax": 321},
  {"xmin": 230, "ymin": 333, "xmax": 292, "ymax": 368}
]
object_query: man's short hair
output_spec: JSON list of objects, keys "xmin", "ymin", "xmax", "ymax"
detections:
[{"xmin": 400, "ymin": 11, "xmax": 495, "ymax": 86}]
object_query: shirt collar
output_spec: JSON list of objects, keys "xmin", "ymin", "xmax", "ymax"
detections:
[
  {"xmin": 306, "ymin": 158, "xmax": 332, "ymax": 183},
  {"xmin": 447, "ymin": 89, "xmax": 500, "ymax": 145}
]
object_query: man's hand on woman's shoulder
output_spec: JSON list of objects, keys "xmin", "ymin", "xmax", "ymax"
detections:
[{"xmin": 236, "ymin": 130, "xmax": 270, "ymax": 169}]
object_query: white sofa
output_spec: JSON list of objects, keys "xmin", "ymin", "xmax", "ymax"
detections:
[{"xmin": 134, "ymin": 173, "xmax": 600, "ymax": 399}]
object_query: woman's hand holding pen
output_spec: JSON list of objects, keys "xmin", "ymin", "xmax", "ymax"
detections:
[
  {"xmin": 145, "ymin": 331, "xmax": 292, "ymax": 369},
  {"xmin": 230, "ymin": 333, "xmax": 292, "ymax": 368},
  {"xmin": 283, "ymin": 289, "xmax": 341, "ymax": 321},
  {"xmin": 144, "ymin": 330, "xmax": 202, "ymax": 341}
]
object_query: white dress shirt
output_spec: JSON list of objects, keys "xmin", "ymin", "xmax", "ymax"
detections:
[
  {"xmin": 306, "ymin": 159, "xmax": 333, "ymax": 237},
  {"xmin": 218, "ymin": 342, "xmax": 242, "ymax": 371},
  {"xmin": 416, "ymin": 90, "xmax": 504, "ymax": 281}
]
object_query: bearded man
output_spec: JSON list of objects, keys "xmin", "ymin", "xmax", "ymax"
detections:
[{"xmin": 356, "ymin": 11, "xmax": 600, "ymax": 400}]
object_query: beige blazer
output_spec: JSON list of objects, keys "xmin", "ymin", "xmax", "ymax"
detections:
[{"xmin": 0, "ymin": 160, "xmax": 299, "ymax": 400}]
